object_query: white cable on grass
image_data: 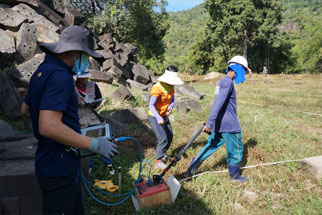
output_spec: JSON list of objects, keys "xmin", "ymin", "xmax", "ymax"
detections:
[
  {"xmin": 296, "ymin": 111, "xmax": 322, "ymax": 116},
  {"xmin": 179, "ymin": 159, "xmax": 303, "ymax": 182}
]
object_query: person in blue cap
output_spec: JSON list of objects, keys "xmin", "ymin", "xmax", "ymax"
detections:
[
  {"xmin": 185, "ymin": 55, "xmax": 250, "ymax": 182},
  {"xmin": 21, "ymin": 26, "xmax": 118, "ymax": 214}
]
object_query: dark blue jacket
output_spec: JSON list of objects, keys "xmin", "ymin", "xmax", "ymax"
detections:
[{"xmin": 206, "ymin": 75, "xmax": 241, "ymax": 133}]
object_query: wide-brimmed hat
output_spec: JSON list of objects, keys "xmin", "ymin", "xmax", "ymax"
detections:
[
  {"xmin": 74, "ymin": 71, "xmax": 92, "ymax": 79},
  {"xmin": 158, "ymin": 70, "xmax": 184, "ymax": 85},
  {"xmin": 39, "ymin": 26, "xmax": 103, "ymax": 61}
]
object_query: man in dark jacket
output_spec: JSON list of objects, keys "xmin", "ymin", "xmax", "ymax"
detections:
[
  {"xmin": 21, "ymin": 26, "xmax": 118, "ymax": 214},
  {"xmin": 185, "ymin": 55, "xmax": 250, "ymax": 182}
]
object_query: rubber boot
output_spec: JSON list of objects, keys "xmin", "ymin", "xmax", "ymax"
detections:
[
  {"xmin": 184, "ymin": 157, "xmax": 203, "ymax": 177},
  {"xmin": 228, "ymin": 164, "xmax": 247, "ymax": 183}
]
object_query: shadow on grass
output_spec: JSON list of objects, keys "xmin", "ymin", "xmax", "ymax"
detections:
[{"xmin": 169, "ymin": 134, "xmax": 259, "ymax": 180}]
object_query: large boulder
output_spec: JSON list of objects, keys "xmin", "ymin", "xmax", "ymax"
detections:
[
  {"xmin": 111, "ymin": 86, "xmax": 133, "ymax": 101},
  {"xmin": 108, "ymin": 108, "xmax": 147, "ymax": 123},
  {"xmin": 132, "ymin": 63, "xmax": 150, "ymax": 85},
  {"xmin": 98, "ymin": 33, "xmax": 114, "ymax": 50},
  {"xmin": 89, "ymin": 70, "xmax": 113, "ymax": 84},
  {"xmin": 12, "ymin": 4, "xmax": 59, "ymax": 33},
  {"xmin": 0, "ymin": 30, "xmax": 16, "ymax": 68},
  {"xmin": 0, "ymin": 119, "xmax": 21, "ymax": 138},
  {"xmin": 175, "ymin": 84, "xmax": 205, "ymax": 100},
  {"xmin": 63, "ymin": 8, "xmax": 86, "ymax": 27},
  {"xmin": 0, "ymin": 72, "xmax": 22, "ymax": 119},
  {"xmin": 175, "ymin": 98, "xmax": 202, "ymax": 114},
  {"xmin": 16, "ymin": 23, "xmax": 38, "ymax": 61},
  {"xmin": 0, "ymin": 8, "xmax": 27, "ymax": 31},
  {"xmin": 126, "ymin": 79, "xmax": 151, "ymax": 91},
  {"xmin": 9, "ymin": 53, "xmax": 45, "ymax": 88}
]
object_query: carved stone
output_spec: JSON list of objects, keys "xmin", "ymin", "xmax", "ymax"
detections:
[
  {"xmin": 175, "ymin": 84, "xmax": 204, "ymax": 100},
  {"xmin": 0, "ymin": 8, "xmax": 27, "ymax": 31},
  {"xmin": 0, "ymin": 72, "xmax": 22, "ymax": 119},
  {"xmin": 132, "ymin": 63, "xmax": 150, "ymax": 85},
  {"xmin": 10, "ymin": 53, "xmax": 45, "ymax": 88},
  {"xmin": 16, "ymin": 23, "xmax": 38, "ymax": 61},
  {"xmin": 89, "ymin": 70, "xmax": 113, "ymax": 84},
  {"xmin": 12, "ymin": 4, "xmax": 59, "ymax": 33},
  {"xmin": 126, "ymin": 79, "xmax": 150, "ymax": 91},
  {"xmin": 109, "ymin": 108, "xmax": 147, "ymax": 123},
  {"xmin": 0, "ymin": 30, "xmax": 16, "ymax": 68},
  {"xmin": 63, "ymin": 8, "xmax": 85, "ymax": 27},
  {"xmin": 111, "ymin": 86, "xmax": 133, "ymax": 101}
]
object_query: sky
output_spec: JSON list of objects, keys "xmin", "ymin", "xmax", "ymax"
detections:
[{"xmin": 166, "ymin": 0, "xmax": 204, "ymax": 12}]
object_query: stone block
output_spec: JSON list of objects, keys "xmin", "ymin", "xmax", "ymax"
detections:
[
  {"xmin": 96, "ymin": 49, "xmax": 113, "ymax": 60},
  {"xmin": 36, "ymin": 0, "xmax": 63, "ymax": 26},
  {"xmin": 98, "ymin": 33, "xmax": 113, "ymax": 50},
  {"xmin": 132, "ymin": 63, "xmax": 150, "ymax": 85},
  {"xmin": 103, "ymin": 117, "xmax": 130, "ymax": 136},
  {"xmin": 0, "ymin": 8, "xmax": 27, "ymax": 31},
  {"xmin": 0, "ymin": 160, "xmax": 42, "ymax": 215},
  {"xmin": 141, "ymin": 93, "xmax": 150, "ymax": 102},
  {"xmin": 88, "ymin": 58, "xmax": 101, "ymax": 71},
  {"xmin": 16, "ymin": 23, "xmax": 38, "ymax": 61},
  {"xmin": 63, "ymin": 8, "xmax": 85, "ymax": 27},
  {"xmin": 10, "ymin": 53, "xmax": 45, "ymax": 88},
  {"xmin": 182, "ymin": 98, "xmax": 202, "ymax": 112},
  {"xmin": 175, "ymin": 100, "xmax": 188, "ymax": 114},
  {"xmin": 12, "ymin": 3, "xmax": 60, "ymax": 32},
  {"xmin": 301, "ymin": 156, "xmax": 322, "ymax": 180},
  {"xmin": 126, "ymin": 79, "xmax": 150, "ymax": 91},
  {"xmin": 175, "ymin": 98, "xmax": 202, "ymax": 114},
  {"xmin": 89, "ymin": 70, "xmax": 113, "ymax": 84},
  {"xmin": 0, "ymin": 30, "xmax": 16, "ymax": 68},
  {"xmin": 202, "ymin": 72, "xmax": 221, "ymax": 80},
  {"xmin": 108, "ymin": 108, "xmax": 147, "ymax": 123},
  {"xmin": 0, "ymin": 119, "xmax": 21, "ymax": 138},
  {"xmin": 1, "ymin": 197, "xmax": 20, "ymax": 215},
  {"xmin": 33, "ymin": 23, "xmax": 59, "ymax": 43},
  {"xmin": 0, "ymin": 72, "xmax": 22, "ymax": 119},
  {"xmin": 111, "ymin": 86, "xmax": 133, "ymax": 101},
  {"xmin": 175, "ymin": 84, "xmax": 204, "ymax": 100}
]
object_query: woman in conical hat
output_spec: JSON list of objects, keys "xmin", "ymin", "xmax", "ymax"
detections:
[{"xmin": 147, "ymin": 65, "xmax": 183, "ymax": 169}]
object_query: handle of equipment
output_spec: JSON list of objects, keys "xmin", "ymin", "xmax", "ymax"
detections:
[{"xmin": 153, "ymin": 123, "xmax": 206, "ymax": 184}]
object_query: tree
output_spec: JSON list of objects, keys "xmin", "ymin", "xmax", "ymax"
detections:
[
  {"xmin": 56, "ymin": 0, "xmax": 169, "ymax": 72},
  {"xmin": 192, "ymin": 0, "xmax": 287, "ymax": 73},
  {"xmin": 289, "ymin": 16, "xmax": 322, "ymax": 73}
]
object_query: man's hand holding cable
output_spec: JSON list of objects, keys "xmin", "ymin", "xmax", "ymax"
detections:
[{"xmin": 89, "ymin": 137, "xmax": 118, "ymax": 159}]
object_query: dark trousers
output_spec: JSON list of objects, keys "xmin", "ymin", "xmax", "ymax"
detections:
[
  {"xmin": 37, "ymin": 172, "xmax": 85, "ymax": 215},
  {"xmin": 148, "ymin": 115, "xmax": 173, "ymax": 160}
]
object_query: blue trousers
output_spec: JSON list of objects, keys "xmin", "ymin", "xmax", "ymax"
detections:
[
  {"xmin": 148, "ymin": 115, "xmax": 173, "ymax": 160},
  {"xmin": 196, "ymin": 132, "xmax": 243, "ymax": 165}
]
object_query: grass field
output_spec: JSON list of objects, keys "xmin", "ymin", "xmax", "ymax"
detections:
[
  {"xmin": 5, "ymin": 73, "xmax": 320, "ymax": 214},
  {"xmin": 84, "ymin": 73, "xmax": 322, "ymax": 214},
  {"xmin": 82, "ymin": 73, "xmax": 322, "ymax": 214}
]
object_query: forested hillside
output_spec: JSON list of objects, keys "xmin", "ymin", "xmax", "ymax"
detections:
[
  {"xmin": 163, "ymin": 4, "xmax": 209, "ymax": 73},
  {"xmin": 163, "ymin": 0, "xmax": 322, "ymax": 74}
]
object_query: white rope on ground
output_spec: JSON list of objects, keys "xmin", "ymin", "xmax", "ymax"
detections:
[
  {"xmin": 296, "ymin": 111, "xmax": 322, "ymax": 116},
  {"xmin": 179, "ymin": 159, "xmax": 303, "ymax": 182}
]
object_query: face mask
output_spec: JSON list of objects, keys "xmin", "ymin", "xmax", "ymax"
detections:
[{"xmin": 72, "ymin": 52, "xmax": 90, "ymax": 76}]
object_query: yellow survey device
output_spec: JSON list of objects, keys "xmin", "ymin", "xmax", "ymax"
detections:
[{"xmin": 94, "ymin": 179, "xmax": 119, "ymax": 193}]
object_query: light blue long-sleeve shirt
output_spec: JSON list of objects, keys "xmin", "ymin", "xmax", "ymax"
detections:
[{"xmin": 206, "ymin": 75, "xmax": 241, "ymax": 133}]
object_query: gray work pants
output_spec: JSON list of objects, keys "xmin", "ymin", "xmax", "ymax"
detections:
[{"xmin": 148, "ymin": 115, "xmax": 173, "ymax": 160}]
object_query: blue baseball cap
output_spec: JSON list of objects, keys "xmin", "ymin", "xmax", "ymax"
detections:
[{"xmin": 225, "ymin": 64, "xmax": 246, "ymax": 85}]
